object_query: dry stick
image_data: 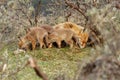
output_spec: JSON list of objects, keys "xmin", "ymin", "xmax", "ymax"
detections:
[
  {"xmin": 20, "ymin": 8, "xmax": 33, "ymax": 26},
  {"xmin": 27, "ymin": 57, "xmax": 48, "ymax": 80},
  {"xmin": 17, "ymin": 0, "xmax": 33, "ymax": 26},
  {"xmin": 15, "ymin": 9, "xmax": 32, "ymax": 25},
  {"xmin": 65, "ymin": 12, "xmax": 71, "ymax": 21}
]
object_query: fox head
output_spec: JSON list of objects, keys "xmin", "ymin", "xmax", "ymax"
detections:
[
  {"xmin": 18, "ymin": 36, "xmax": 29, "ymax": 51},
  {"xmin": 78, "ymin": 32, "xmax": 89, "ymax": 48}
]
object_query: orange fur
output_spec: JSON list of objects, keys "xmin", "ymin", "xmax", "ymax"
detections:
[
  {"xmin": 53, "ymin": 22, "xmax": 89, "ymax": 48},
  {"xmin": 78, "ymin": 32, "xmax": 89, "ymax": 48},
  {"xmin": 47, "ymin": 28, "xmax": 80, "ymax": 48},
  {"xmin": 24, "ymin": 25, "xmax": 53, "ymax": 49},
  {"xmin": 53, "ymin": 22, "xmax": 84, "ymax": 34},
  {"xmin": 18, "ymin": 27, "xmax": 48, "ymax": 50},
  {"xmin": 40, "ymin": 25, "xmax": 53, "ymax": 33},
  {"xmin": 25, "ymin": 25, "xmax": 53, "ymax": 34}
]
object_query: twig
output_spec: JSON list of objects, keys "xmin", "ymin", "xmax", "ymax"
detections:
[
  {"xmin": 65, "ymin": 12, "xmax": 71, "ymax": 21},
  {"xmin": 27, "ymin": 57, "xmax": 48, "ymax": 80},
  {"xmin": 17, "ymin": 0, "xmax": 33, "ymax": 25},
  {"xmin": 64, "ymin": 0, "xmax": 88, "ymax": 21}
]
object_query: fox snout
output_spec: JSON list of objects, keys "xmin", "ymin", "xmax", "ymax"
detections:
[
  {"xmin": 77, "ymin": 43, "xmax": 85, "ymax": 48},
  {"xmin": 77, "ymin": 40, "xmax": 86, "ymax": 48},
  {"xmin": 80, "ymin": 45, "xmax": 85, "ymax": 48},
  {"xmin": 80, "ymin": 42, "xmax": 86, "ymax": 48}
]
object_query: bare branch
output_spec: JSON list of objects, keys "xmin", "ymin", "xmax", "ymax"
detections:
[
  {"xmin": 65, "ymin": 12, "xmax": 71, "ymax": 21},
  {"xmin": 34, "ymin": 0, "xmax": 41, "ymax": 26},
  {"xmin": 17, "ymin": 0, "xmax": 33, "ymax": 26},
  {"xmin": 27, "ymin": 57, "xmax": 48, "ymax": 80},
  {"xmin": 17, "ymin": 8, "xmax": 33, "ymax": 25},
  {"xmin": 64, "ymin": 0, "xmax": 88, "ymax": 21}
]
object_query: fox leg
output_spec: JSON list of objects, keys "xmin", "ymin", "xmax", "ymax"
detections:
[
  {"xmin": 27, "ymin": 36, "xmax": 36, "ymax": 50},
  {"xmin": 66, "ymin": 39, "xmax": 73, "ymax": 48},
  {"xmin": 39, "ymin": 39, "xmax": 44, "ymax": 49},
  {"xmin": 75, "ymin": 37, "xmax": 81, "ymax": 48},
  {"xmin": 31, "ymin": 40, "xmax": 36, "ymax": 50},
  {"xmin": 47, "ymin": 39, "xmax": 53, "ymax": 48},
  {"xmin": 48, "ymin": 43, "xmax": 52, "ymax": 48},
  {"xmin": 73, "ymin": 36, "xmax": 81, "ymax": 48},
  {"xmin": 42, "ymin": 43, "xmax": 46, "ymax": 48},
  {"xmin": 44, "ymin": 35, "xmax": 49, "ymax": 48},
  {"xmin": 56, "ymin": 40, "xmax": 61, "ymax": 48}
]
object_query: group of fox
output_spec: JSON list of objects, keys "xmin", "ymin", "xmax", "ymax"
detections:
[{"xmin": 18, "ymin": 22, "xmax": 89, "ymax": 51}]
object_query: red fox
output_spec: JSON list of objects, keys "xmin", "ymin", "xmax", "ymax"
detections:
[
  {"xmin": 18, "ymin": 27, "xmax": 48, "ymax": 50},
  {"xmin": 53, "ymin": 22, "xmax": 88, "ymax": 48},
  {"xmin": 47, "ymin": 28, "xmax": 80, "ymax": 48}
]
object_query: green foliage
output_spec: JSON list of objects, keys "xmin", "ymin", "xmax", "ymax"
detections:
[{"xmin": 0, "ymin": 44, "xmax": 91, "ymax": 80}]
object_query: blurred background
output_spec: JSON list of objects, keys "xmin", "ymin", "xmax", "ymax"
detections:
[{"xmin": 0, "ymin": 0, "xmax": 120, "ymax": 80}]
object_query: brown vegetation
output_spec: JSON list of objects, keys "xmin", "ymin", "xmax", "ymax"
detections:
[{"xmin": 77, "ymin": 55, "xmax": 120, "ymax": 80}]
